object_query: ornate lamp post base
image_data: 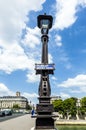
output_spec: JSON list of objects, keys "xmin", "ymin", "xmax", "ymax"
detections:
[
  {"xmin": 35, "ymin": 117, "xmax": 54, "ymax": 129},
  {"xmin": 35, "ymin": 129, "xmax": 57, "ymax": 130}
]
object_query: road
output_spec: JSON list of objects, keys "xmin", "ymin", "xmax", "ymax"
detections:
[
  {"xmin": 0, "ymin": 114, "xmax": 35, "ymax": 130},
  {"xmin": 0, "ymin": 113, "xmax": 25, "ymax": 122}
]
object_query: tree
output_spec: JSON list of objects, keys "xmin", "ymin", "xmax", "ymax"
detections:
[
  {"xmin": 81, "ymin": 97, "xmax": 86, "ymax": 108},
  {"xmin": 52, "ymin": 97, "xmax": 86, "ymax": 119},
  {"xmin": 52, "ymin": 99, "xmax": 63, "ymax": 112},
  {"xmin": 63, "ymin": 97, "xmax": 77, "ymax": 118},
  {"xmin": 26, "ymin": 104, "xmax": 32, "ymax": 110},
  {"xmin": 80, "ymin": 97, "xmax": 86, "ymax": 115},
  {"xmin": 13, "ymin": 104, "xmax": 20, "ymax": 109}
]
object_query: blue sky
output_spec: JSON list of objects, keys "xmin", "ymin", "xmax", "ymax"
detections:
[{"xmin": 0, "ymin": 0, "xmax": 86, "ymax": 105}]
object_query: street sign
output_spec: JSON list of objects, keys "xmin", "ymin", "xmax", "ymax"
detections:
[{"xmin": 35, "ymin": 64, "xmax": 55, "ymax": 70}]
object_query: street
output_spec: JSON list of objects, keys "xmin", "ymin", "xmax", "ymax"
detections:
[
  {"xmin": 0, "ymin": 113, "xmax": 25, "ymax": 122},
  {"xmin": 0, "ymin": 114, "xmax": 35, "ymax": 130}
]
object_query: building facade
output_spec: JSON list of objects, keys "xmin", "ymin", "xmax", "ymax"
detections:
[
  {"xmin": 50, "ymin": 96, "xmax": 61, "ymax": 104},
  {"xmin": 0, "ymin": 92, "xmax": 28, "ymax": 110}
]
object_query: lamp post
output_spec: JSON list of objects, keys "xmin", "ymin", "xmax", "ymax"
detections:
[{"xmin": 34, "ymin": 14, "xmax": 56, "ymax": 130}]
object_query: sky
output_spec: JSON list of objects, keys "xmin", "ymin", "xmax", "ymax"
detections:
[{"xmin": 0, "ymin": 0, "xmax": 86, "ymax": 105}]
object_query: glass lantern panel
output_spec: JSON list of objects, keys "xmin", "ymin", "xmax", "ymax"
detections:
[{"xmin": 40, "ymin": 19, "xmax": 50, "ymax": 28}]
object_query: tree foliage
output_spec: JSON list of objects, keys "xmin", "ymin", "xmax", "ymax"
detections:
[
  {"xmin": 13, "ymin": 104, "xmax": 20, "ymax": 109},
  {"xmin": 52, "ymin": 97, "xmax": 78, "ymax": 118},
  {"xmin": 52, "ymin": 99, "xmax": 63, "ymax": 112},
  {"xmin": 26, "ymin": 104, "xmax": 32, "ymax": 110},
  {"xmin": 80, "ymin": 97, "xmax": 86, "ymax": 114},
  {"xmin": 81, "ymin": 97, "xmax": 86, "ymax": 108}
]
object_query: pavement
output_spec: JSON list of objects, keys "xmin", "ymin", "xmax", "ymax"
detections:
[
  {"xmin": 55, "ymin": 119, "xmax": 86, "ymax": 125},
  {"xmin": 0, "ymin": 114, "xmax": 58, "ymax": 130},
  {"xmin": 0, "ymin": 114, "xmax": 35, "ymax": 130}
]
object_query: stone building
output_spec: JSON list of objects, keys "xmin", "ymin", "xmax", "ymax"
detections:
[
  {"xmin": 50, "ymin": 96, "xmax": 61, "ymax": 104},
  {"xmin": 0, "ymin": 92, "xmax": 28, "ymax": 110}
]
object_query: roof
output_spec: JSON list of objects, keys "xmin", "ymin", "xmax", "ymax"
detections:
[{"xmin": 0, "ymin": 96, "xmax": 28, "ymax": 101}]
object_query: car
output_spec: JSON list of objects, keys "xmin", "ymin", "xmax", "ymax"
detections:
[
  {"xmin": 0, "ymin": 111, "xmax": 5, "ymax": 117},
  {"xmin": 4, "ymin": 110, "xmax": 12, "ymax": 116}
]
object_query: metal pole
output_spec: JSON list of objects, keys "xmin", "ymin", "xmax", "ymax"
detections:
[{"xmin": 34, "ymin": 14, "xmax": 57, "ymax": 130}]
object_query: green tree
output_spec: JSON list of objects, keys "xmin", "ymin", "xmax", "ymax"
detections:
[
  {"xmin": 26, "ymin": 104, "xmax": 32, "ymax": 110},
  {"xmin": 52, "ymin": 99, "xmax": 63, "ymax": 112},
  {"xmin": 52, "ymin": 97, "xmax": 86, "ymax": 119},
  {"xmin": 80, "ymin": 97, "xmax": 86, "ymax": 115},
  {"xmin": 63, "ymin": 97, "xmax": 77, "ymax": 118},
  {"xmin": 81, "ymin": 97, "xmax": 86, "ymax": 109},
  {"xmin": 13, "ymin": 104, "xmax": 20, "ymax": 109}
]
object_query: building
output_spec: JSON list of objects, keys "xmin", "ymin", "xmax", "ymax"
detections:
[
  {"xmin": 50, "ymin": 96, "xmax": 61, "ymax": 104},
  {"xmin": 0, "ymin": 92, "xmax": 28, "ymax": 110}
]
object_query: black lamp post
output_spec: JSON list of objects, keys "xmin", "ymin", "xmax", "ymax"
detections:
[{"xmin": 34, "ymin": 14, "xmax": 56, "ymax": 130}]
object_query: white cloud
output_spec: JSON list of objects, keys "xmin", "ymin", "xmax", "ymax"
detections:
[
  {"xmin": 59, "ymin": 74, "xmax": 86, "ymax": 88},
  {"xmin": 55, "ymin": 35, "xmax": 62, "ymax": 47},
  {"xmin": 26, "ymin": 71, "xmax": 40, "ymax": 83},
  {"xmin": 51, "ymin": 76, "xmax": 58, "ymax": 81},
  {"xmin": 22, "ymin": 92, "xmax": 38, "ymax": 105},
  {"xmin": 0, "ymin": 0, "xmax": 46, "ymax": 42},
  {"xmin": 78, "ymin": 0, "xmax": 86, "ymax": 7},
  {"xmin": 54, "ymin": 0, "xmax": 86, "ymax": 30},
  {"xmin": 60, "ymin": 92, "xmax": 70, "ymax": 99},
  {"xmin": 0, "ymin": 41, "xmax": 37, "ymax": 74},
  {"xmin": 48, "ymin": 53, "xmax": 53, "ymax": 63},
  {"xmin": 0, "ymin": 83, "xmax": 15, "ymax": 96},
  {"xmin": 0, "ymin": 26, "xmax": 53, "ymax": 82},
  {"xmin": 23, "ymin": 92, "xmax": 38, "ymax": 99},
  {"xmin": 55, "ymin": 74, "xmax": 86, "ymax": 97},
  {"xmin": 56, "ymin": 42, "xmax": 62, "ymax": 47},
  {"xmin": 22, "ymin": 27, "xmax": 40, "ymax": 49},
  {"xmin": 0, "ymin": 0, "xmax": 46, "ymax": 83}
]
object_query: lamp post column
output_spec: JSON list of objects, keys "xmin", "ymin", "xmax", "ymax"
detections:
[
  {"xmin": 38, "ymin": 35, "xmax": 51, "ymax": 98},
  {"xmin": 34, "ymin": 14, "xmax": 56, "ymax": 130}
]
